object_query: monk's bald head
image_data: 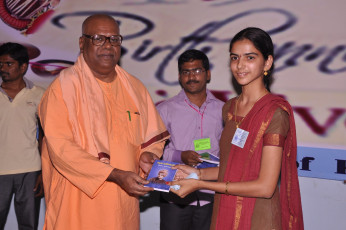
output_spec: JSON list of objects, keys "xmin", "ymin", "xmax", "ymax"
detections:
[
  {"xmin": 82, "ymin": 14, "xmax": 119, "ymax": 34},
  {"xmin": 79, "ymin": 13, "xmax": 121, "ymax": 82}
]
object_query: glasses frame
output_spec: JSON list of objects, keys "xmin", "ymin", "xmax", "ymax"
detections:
[
  {"xmin": 82, "ymin": 34, "xmax": 123, "ymax": 46},
  {"xmin": 180, "ymin": 68, "xmax": 206, "ymax": 76}
]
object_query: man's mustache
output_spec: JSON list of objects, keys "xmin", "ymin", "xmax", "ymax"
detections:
[
  {"xmin": 0, "ymin": 71, "xmax": 9, "ymax": 76},
  {"xmin": 186, "ymin": 80, "xmax": 199, "ymax": 84}
]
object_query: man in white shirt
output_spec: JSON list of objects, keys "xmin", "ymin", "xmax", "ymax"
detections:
[{"xmin": 0, "ymin": 42, "xmax": 45, "ymax": 230}]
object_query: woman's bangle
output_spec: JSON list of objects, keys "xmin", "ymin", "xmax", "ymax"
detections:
[{"xmin": 225, "ymin": 181, "xmax": 230, "ymax": 195}]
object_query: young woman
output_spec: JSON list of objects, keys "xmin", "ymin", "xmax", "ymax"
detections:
[{"xmin": 170, "ymin": 27, "xmax": 304, "ymax": 230}]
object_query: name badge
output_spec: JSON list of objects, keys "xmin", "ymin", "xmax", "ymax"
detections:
[
  {"xmin": 231, "ymin": 128, "xmax": 249, "ymax": 148},
  {"xmin": 194, "ymin": 138, "xmax": 211, "ymax": 151}
]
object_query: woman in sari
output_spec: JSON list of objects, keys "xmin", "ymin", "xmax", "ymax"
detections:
[{"xmin": 170, "ymin": 27, "xmax": 304, "ymax": 230}]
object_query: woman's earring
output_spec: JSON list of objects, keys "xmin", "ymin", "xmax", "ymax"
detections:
[{"xmin": 264, "ymin": 71, "xmax": 268, "ymax": 76}]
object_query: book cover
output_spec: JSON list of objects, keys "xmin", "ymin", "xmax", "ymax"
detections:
[
  {"xmin": 145, "ymin": 160, "xmax": 178, "ymax": 192},
  {"xmin": 197, "ymin": 152, "xmax": 220, "ymax": 169}
]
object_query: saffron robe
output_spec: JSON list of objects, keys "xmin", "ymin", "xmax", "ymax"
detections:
[{"xmin": 38, "ymin": 55, "xmax": 169, "ymax": 230}]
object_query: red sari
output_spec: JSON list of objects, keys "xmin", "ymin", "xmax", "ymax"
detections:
[{"xmin": 214, "ymin": 94, "xmax": 303, "ymax": 230}]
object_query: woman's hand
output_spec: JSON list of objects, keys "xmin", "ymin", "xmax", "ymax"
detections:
[
  {"xmin": 169, "ymin": 179, "xmax": 200, "ymax": 198},
  {"xmin": 172, "ymin": 164, "xmax": 200, "ymax": 179}
]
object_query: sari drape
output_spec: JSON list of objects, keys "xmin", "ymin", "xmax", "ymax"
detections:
[{"xmin": 215, "ymin": 94, "xmax": 303, "ymax": 230}]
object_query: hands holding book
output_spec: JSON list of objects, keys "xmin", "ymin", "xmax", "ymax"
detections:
[
  {"xmin": 169, "ymin": 163, "xmax": 220, "ymax": 198},
  {"xmin": 168, "ymin": 164, "xmax": 201, "ymax": 197},
  {"xmin": 107, "ymin": 168, "xmax": 154, "ymax": 197},
  {"xmin": 144, "ymin": 159, "xmax": 219, "ymax": 195},
  {"xmin": 173, "ymin": 164, "xmax": 201, "ymax": 178},
  {"xmin": 170, "ymin": 177, "xmax": 201, "ymax": 198},
  {"xmin": 107, "ymin": 152, "xmax": 158, "ymax": 197},
  {"xmin": 181, "ymin": 150, "xmax": 202, "ymax": 167},
  {"xmin": 140, "ymin": 151, "xmax": 160, "ymax": 177}
]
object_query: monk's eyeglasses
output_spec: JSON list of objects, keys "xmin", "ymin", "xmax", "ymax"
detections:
[{"xmin": 82, "ymin": 34, "xmax": 123, "ymax": 46}]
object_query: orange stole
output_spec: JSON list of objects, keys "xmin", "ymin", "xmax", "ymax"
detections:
[{"xmin": 39, "ymin": 54, "xmax": 169, "ymax": 230}]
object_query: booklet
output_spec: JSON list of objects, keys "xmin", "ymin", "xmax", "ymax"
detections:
[
  {"xmin": 197, "ymin": 152, "xmax": 220, "ymax": 169},
  {"xmin": 145, "ymin": 160, "xmax": 178, "ymax": 192}
]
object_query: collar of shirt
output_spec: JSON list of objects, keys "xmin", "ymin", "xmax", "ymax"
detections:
[
  {"xmin": 0, "ymin": 77, "xmax": 34, "ymax": 100},
  {"xmin": 0, "ymin": 77, "xmax": 34, "ymax": 90},
  {"xmin": 176, "ymin": 89, "xmax": 218, "ymax": 108}
]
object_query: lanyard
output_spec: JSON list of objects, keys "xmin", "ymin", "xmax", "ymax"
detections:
[{"xmin": 184, "ymin": 99, "xmax": 207, "ymax": 138}]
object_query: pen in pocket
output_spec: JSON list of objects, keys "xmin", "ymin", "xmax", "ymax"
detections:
[{"xmin": 126, "ymin": 111, "xmax": 140, "ymax": 121}]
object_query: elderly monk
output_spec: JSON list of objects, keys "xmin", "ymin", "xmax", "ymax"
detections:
[{"xmin": 38, "ymin": 14, "xmax": 169, "ymax": 230}]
